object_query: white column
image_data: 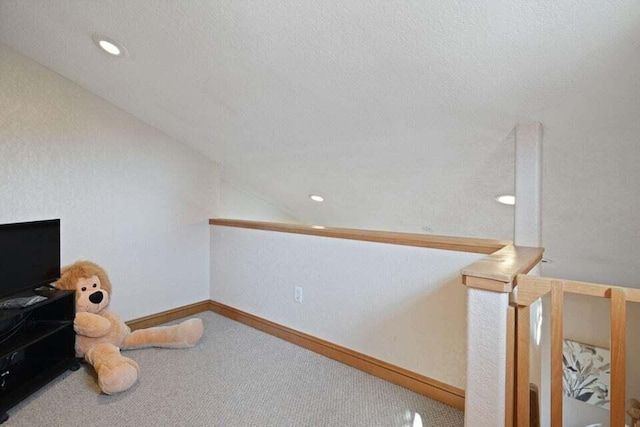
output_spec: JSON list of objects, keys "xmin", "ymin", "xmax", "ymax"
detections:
[
  {"xmin": 514, "ymin": 122, "xmax": 546, "ymax": 425},
  {"xmin": 514, "ymin": 122, "xmax": 543, "ymax": 250}
]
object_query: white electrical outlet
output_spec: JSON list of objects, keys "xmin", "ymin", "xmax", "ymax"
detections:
[{"xmin": 294, "ymin": 286, "xmax": 303, "ymax": 303}]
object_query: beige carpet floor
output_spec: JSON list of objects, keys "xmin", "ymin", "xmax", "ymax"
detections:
[{"xmin": 6, "ymin": 312, "xmax": 464, "ymax": 426}]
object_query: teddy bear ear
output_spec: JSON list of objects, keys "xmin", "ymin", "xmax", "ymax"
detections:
[
  {"xmin": 54, "ymin": 263, "xmax": 77, "ymax": 290},
  {"xmin": 52, "ymin": 277, "xmax": 65, "ymax": 290}
]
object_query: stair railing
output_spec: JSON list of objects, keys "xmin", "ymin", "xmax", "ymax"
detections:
[{"xmin": 513, "ymin": 275, "xmax": 640, "ymax": 426}]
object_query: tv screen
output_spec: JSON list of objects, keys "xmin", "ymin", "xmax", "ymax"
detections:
[{"xmin": 0, "ymin": 219, "xmax": 60, "ymax": 298}]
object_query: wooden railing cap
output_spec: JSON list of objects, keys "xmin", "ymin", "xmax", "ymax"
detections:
[
  {"xmin": 209, "ymin": 218, "xmax": 511, "ymax": 254},
  {"xmin": 461, "ymin": 245, "xmax": 544, "ymax": 292}
]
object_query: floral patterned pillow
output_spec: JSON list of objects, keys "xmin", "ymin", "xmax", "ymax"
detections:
[{"xmin": 563, "ymin": 339, "xmax": 611, "ymax": 409}]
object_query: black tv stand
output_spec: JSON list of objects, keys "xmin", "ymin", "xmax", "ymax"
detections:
[{"xmin": 0, "ymin": 288, "xmax": 76, "ymax": 424}]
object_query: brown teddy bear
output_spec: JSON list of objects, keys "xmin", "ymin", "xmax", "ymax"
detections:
[{"xmin": 54, "ymin": 260, "xmax": 204, "ymax": 394}]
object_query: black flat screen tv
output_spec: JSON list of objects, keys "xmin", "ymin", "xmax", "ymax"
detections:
[{"xmin": 0, "ymin": 219, "xmax": 60, "ymax": 298}]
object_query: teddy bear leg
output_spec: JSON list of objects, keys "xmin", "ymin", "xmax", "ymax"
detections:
[
  {"xmin": 121, "ymin": 318, "xmax": 204, "ymax": 350},
  {"xmin": 85, "ymin": 343, "xmax": 139, "ymax": 394}
]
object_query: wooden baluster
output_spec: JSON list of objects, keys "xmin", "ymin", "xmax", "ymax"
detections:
[
  {"xmin": 530, "ymin": 384, "xmax": 541, "ymax": 427},
  {"xmin": 506, "ymin": 305, "xmax": 516, "ymax": 427},
  {"xmin": 610, "ymin": 288, "xmax": 626, "ymax": 427},
  {"xmin": 550, "ymin": 281, "xmax": 564, "ymax": 426},
  {"xmin": 517, "ymin": 305, "xmax": 531, "ymax": 427}
]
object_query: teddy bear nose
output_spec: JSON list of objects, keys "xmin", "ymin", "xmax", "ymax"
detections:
[{"xmin": 89, "ymin": 291, "xmax": 103, "ymax": 304}]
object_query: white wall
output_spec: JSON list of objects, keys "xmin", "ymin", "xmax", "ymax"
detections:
[
  {"xmin": 210, "ymin": 225, "xmax": 483, "ymax": 389},
  {"xmin": 540, "ymin": 118, "xmax": 640, "ymax": 289},
  {"xmin": 220, "ymin": 179, "xmax": 300, "ymax": 224},
  {"xmin": 0, "ymin": 44, "xmax": 219, "ymax": 320}
]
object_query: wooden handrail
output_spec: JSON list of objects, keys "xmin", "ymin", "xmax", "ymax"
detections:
[
  {"xmin": 515, "ymin": 275, "xmax": 640, "ymax": 305},
  {"xmin": 209, "ymin": 218, "xmax": 511, "ymax": 254}
]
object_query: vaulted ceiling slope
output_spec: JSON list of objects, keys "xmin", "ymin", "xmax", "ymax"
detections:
[{"xmin": 1, "ymin": 2, "xmax": 639, "ymax": 250}]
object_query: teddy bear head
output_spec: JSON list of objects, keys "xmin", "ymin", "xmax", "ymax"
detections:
[{"xmin": 54, "ymin": 260, "xmax": 112, "ymax": 314}]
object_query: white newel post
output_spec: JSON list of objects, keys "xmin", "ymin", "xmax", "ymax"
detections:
[
  {"xmin": 464, "ymin": 288, "xmax": 511, "ymax": 426},
  {"xmin": 463, "ymin": 122, "xmax": 543, "ymax": 427}
]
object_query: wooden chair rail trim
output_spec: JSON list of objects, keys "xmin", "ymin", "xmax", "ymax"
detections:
[
  {"xmin": 461, "ymin": 245, "xmax": 544, "ymax": 291},
  {"xmin": 515, "ymin": 275, "xmax": 640, "ymax": 305},
  {"xmin": 126, "ymin": 299, "xmax": 465, "ymax": 411},
  {"xmin": 209, "ymin": 218, "xmax": 510, "ymax": 254}
]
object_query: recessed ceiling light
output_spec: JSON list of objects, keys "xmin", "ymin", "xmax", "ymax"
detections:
[
  {"xmin": 311, "ymin": 225, "xmax": 325, "ymax": 229},
  {"xmin": 99, "ymin": 40, "xmax": 120, "ymax": 55},
  {"xmin": 92, "ymin": 34, "xmax": 127, "ymax": 57},
  {"xmin": 309, "ymin": 195, "xmax": 324, "ymax": 202},
  {"xmin": 495, "ymin": 194, "xmax": 515, "ymax": 206}
]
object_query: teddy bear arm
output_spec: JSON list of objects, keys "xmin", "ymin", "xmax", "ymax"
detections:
[{"xmin": 74, "ymin": 312, "xmax": 112, "ymax": 337}]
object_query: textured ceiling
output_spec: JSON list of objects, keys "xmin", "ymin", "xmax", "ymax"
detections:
[{"xmin": 1, "ymin": 1, "xmax": 639, "ymax": 241}]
